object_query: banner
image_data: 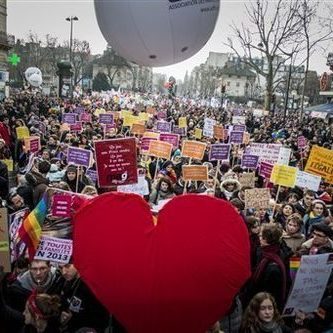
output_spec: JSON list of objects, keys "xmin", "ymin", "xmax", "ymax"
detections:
[
  {"xmin": 182, "ymin": 165, "xmax": 208, "ymax": 181},
  {"xmin": 67, "ymin": 147, "xmax": 91, "ymax": 168},
  {"xmin": 295, "ymin": 171, "xmax": 321, "ymax": 192},
  {"xmin": 0, "ymin": 208, "xmax": 10, "ymax": 272},
  {"xmin": 283, "ymin": 254, "xmax": 333, "ymax": 316},
  {"xmin": 16, "ymin": 126, "xmax": 30, "ymax": 139},
  {"xmin": 182, "ymin": 140, "xmax": 207, "ymax": 160},
  {"xmin": 244, "ymin": 188, "xmax": 271, "ymax": 210},
  {"xmin": 156, "ymin": 121, "xmax": 172, "ymax": 133},
  {"xmin": 94, "ymin": 138, "xmax": 138, "ymax": 187},
  {"xmin": 245, "ymin": 143, "xmax": 281, "ymax": 164},
  {"xmin": 159, "ymin": 133, "xmax": 179, "ymax": 148},
  {"xmin": 35, "ymin": 236, "xmax": 73, "ymax": 264},
  {"xmin": 148, "ymin": 140, "xmax": 173, "ymax": 160},
  {"xmin": 305, "ymin": 145, "xmax": 333, "ymax": 183},
  {"xmin": 209, "ymin": 144, "xmax": 230, "ymax": 161},
  {"xmin": 229, "ymin": 131, "xmax": 244, "ymax": 144},
  {"xmin": 62, "ymin": 113, "xmax": 77, "ymax": 124},
  {"xmin": 99, "ymin": 113, "xmax": 114, "ymax": 125},
  {"xmin": 178, "ymin": 117, "xmax": 187, "ymax": 128},
  {"xmin": 270, "ymin": 165, "xmax": 297, "ymax": 188},
  {"xmin": 242, "ymin": 155, "xmax": 259, "ymax": 169},
  {"xmin": 203, "ymin": 118, "xmax": 216, "ymax": 138}
]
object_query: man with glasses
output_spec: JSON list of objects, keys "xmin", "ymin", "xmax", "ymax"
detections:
[
  {"xmin": 298, "ymin": 223, "xmax": 333, "ymax": 256},
  {"xmin": 5, "ymin": 259, "xmax": 63, "ymax": 312}
]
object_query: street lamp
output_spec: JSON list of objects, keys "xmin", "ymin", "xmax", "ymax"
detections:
[{"xmin": 66, "ymin": 16, "xmax": 78, "ymax": 97}]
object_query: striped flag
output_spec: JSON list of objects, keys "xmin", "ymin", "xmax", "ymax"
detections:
[
  {"xmin": 289, "ymin": 256, "xmax": 301, "ymax": 280},
  {"xmin": 18, "ymin": 193, "xmax": 48, "ymax": 260}
]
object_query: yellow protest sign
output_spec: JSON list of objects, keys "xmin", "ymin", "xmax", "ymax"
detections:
[
  {"xmin": 178, "ymin": 117, "xmax": 187, "ymax": 128},
  {"xmin": 143, "ymin": 131, "xmax": 160, "ymax": 139},
  {"xmin": 138, "ymin": 112, "xmax": 150, "ymax": 122},
  {"xmin": 1, "ymin": 159, "xmax": 13, "ymax": 172},
  {"xmin": 123, "ymin": 115, "xmax": 144, "ymax": 127},
  {"xmin": 120, "ymin": 110, "xmax": 132, "ymax": 119},
  {"xmin": 194, "ymin": 128, "xmax": 202, "ymax": 140},
  {"xmin": 271, "ymin": 164, "xmax": 297, "ymax": 187},
  {"xmin": 305, "ymin": 145, "xmax": 333, "ymax": 183},
  {"xmin": 16, "ymin": 126, "xmax": 30, "ymax": 139}
]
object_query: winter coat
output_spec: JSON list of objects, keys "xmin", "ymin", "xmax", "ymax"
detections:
[
  {"xmin": 303, "ymin": 213, "xmax": 325, "ymax": 237},
  {"xmin": 0, "ymin": 160, "xmax": 9, "ymax": 199},
  {"xmin": 25, "ymin": 170, "xmax": 49, "ymax": 207},
  {"xmin": 281, "ymin": 231, "xmax": 305, "ymax": 254},
  {"xmin": 149, "ymin": 189, "xmax": 175, "ymax": 205}
]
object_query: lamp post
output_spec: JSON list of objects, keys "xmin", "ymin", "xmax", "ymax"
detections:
[{"xmin": 65, "ymin": 16, "xmax": 78, "ymax": 96}]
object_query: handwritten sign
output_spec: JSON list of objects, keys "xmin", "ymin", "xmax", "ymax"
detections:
[
  {"xmin": 239, "ymin": 172, "xmax": 255, "ymax": 188},
  {"xmin": 182, "ymin": 140, "xmax": 207, "ymax": 160},
  {"xmin": 244, "ymin": 188, "xmax": 271, "ymax": 210},
  {"xmin": 94, "ymin": 138, "xmax": 138, "ymax": 187},
  {"xmin": 270, "ymin": 164, "xmax": 297, "ymax": 188},
  {"xmin": 203, "ymin": 118, "xmax": 216, "ymax": 138},
  {"xmin": 35, "ymin": 236, "xmax": 73, "ymax": 264},
  {"xmin": 295, "ymin": 171, "xmax": 321, "ymax": 192},
  {"xmin": 283, "ymin": 254, "xmax": 333, "ymax": 316},
  {"xmin": 182, "ymin": 165, "xmax": 208, "ymax": 181},
  {"xmin": 245, "ymin": 143, "xmax": 281, "ymax": 164},
  {"xmin": 148, "ymin": 140, "xmax": 173, "ymax": 160}
]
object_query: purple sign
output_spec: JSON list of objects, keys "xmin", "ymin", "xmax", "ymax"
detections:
[
  {"xmin": 232, "ymin": 109, "xmax": 242, "ymax": 116},
  {"xmin": 233, "ymin": 125, "xmax": 246, "ymax": 132},
  {"xmin": 99, "ymin": 113, "xmax": 114, "ymax": 125},
  {"xmin": 159, "ymin": 133, "xmax": 179, "ymax": 148},
  {"xmin": 70, "ymin": 123, "xmax": 82, "ymax": 132},
  {"xmin": 80, "ymin": 113, "xmax": 92, "ymax": 123},
  {"xmin": 86, "ymin": 169, "xmax": 97, "ymax": 183},
  {"xmin": 74, "ymin": 106, "xmax": 85, "ymax": 114},
  {"xmin": 62, "ymin": 113, "xmax": 77, "ymax": 124},
  {"xmin": 259, "ymin": 161, "xmax": 274, "ymax": 179},
  {"xmin": 209, "ymin": 144, "xmax": 231, "ymax": 161},
  {"xmin": 67, "ymin": 147, "xmax": 91, "ymax": 167},
  {"xmin": 297, "ymin": 136, "xmax": 306, "ymax": 148},
  {"xmin": 241, "ymin": 154, "xmax": 259, "ymax": 169},
  {"xmin": 173, "ymin": 126, "xmax": 186, "ymax": 137},
  {"xmin": 229, "ymin": 131, "xmax": 244, "ymax": 144},
  {"xmin": 141, "ymin": 137, "xmax": 157, "ymax": 151},
  {"xmin": 157, "ymin": 111, "xmax": 167, "ymax": 120},
  {"xmin": 156, "ymin": 121, "xmax": 172, "ymax": 133}
]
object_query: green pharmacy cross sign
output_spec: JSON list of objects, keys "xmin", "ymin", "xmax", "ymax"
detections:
[{"xmin": 8, "ymin": 53, "xmax": 20, "ymax": 66}]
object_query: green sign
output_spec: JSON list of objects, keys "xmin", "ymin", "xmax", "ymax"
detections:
[{"xmin": 8, "ymin": 53, "xmax": 20, "ymax": 66}]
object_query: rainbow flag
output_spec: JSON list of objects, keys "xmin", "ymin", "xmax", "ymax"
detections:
[
  {"xmin": 289, "ymin": 256, "xmax": 301, "ymax": 280},
  {"xmin": 18, "ymin": 194, "xmax": 48, "ymax": 259}
]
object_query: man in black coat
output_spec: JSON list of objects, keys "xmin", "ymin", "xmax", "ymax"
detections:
[{"xmin": 0, "ymin": 160, "xmax": 9, "ymax": 200}]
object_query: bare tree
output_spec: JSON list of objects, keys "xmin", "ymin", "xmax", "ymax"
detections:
[
  {"xmin": 227, "ymin": 0, "xmax": 303, "ymax": 110},
  {"xmin": 71, "ymin": 39, "xmax": 91, "ymax": 86}
]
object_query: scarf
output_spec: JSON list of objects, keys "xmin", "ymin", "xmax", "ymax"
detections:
[
  {"xmin": 252, "ymin": 244, "xmax": 287, "ymax": 301},
  {"xmin": 256, "ymin": 321, "xmax": 283, "ymax": 333}
]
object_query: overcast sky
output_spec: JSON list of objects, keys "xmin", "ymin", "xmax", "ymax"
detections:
[{"xmin": 7, "ymin": 0, "xmax": 331, "ymax": 81}]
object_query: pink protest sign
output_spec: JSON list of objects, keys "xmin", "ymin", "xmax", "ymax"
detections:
[
  {"xmin": 80, "ymin": 113, "xmax": 92, "ymax": 123},
  {"xmin": 29, "ymin": 137, "xmax": 40, "ymax": 153},
  {"xmin": 51, "ymin": 194, "xmax": 72, "ymax": 217},
  {"xmin": 297, "ymin": 136, "xmax": 307, "ymax": 148},
  {"xmin": 159, "ymin": 133, "xmax": 179, "ymax": 148},
  {"xmin": 259, "ymin": 161, "xmax": 274, "ymax": 179},
  {"xmin": 141, "ymin": 137, "xmax": 157, "ymax": 151},
  {"xmin": 70, "ymin": 123, "xmax": 83, "ymax": 132}
]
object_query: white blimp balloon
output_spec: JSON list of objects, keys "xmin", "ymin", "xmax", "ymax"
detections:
[
  {"xmin": 28, "ymin": 73, "xmax": 43, "ymax": 87},
  {"xmin": 25, "ymin": 67, "xmax": 42, "ymax": 81},
  {"xmin": 94, "ymin": 0, "xmax": 220, "ymax": 67}
]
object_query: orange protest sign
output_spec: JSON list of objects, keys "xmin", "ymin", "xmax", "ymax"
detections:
[
  {"xmin": 181, "ymin": 140, "xmax": 207, "ymax": 160},
  {"xmin": 147, "ymin": 107, "xmax": 157, "ymax": 115},
  {"xmin": 131, "ymin": 123, "xmax": 145, "ymax": 135},
  {"xmin": 213, "ymin": 125, "xmax": 224, "ymax": 140},
  {"xmin": 182, "ymin": 165, "xmax": 208, "ymax": 181},
  {"xmin": 148, "ymin": 140, "xmax": 172, "ymax": 160}
]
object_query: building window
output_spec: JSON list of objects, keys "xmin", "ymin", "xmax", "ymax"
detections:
[{"xmin": 236, "ymin": 82, "xmax": 240, "ymax": 87}]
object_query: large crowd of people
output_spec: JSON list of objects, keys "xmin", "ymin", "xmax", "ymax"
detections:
[{"xmin": 0, "ymin": 90, "xmax": 333, "ymax": 332}]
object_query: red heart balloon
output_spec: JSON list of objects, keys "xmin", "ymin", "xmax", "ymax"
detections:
[{"xmin": 73, "ymin": 193, "xmax": 250, "ymax": 333}]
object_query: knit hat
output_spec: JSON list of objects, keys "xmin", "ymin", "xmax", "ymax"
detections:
[{"xmin": 66, "ymin": 165, "xmax": 77, "ymax": 174}]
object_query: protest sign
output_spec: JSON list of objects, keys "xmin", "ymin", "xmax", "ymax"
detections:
[
  {"xmin": 86, "ymin": 169, "xmax": 98, "ymax": 183},
  {"xmin": 99, "ymin": 113, "xmax": 114, "ymax": 125},
  {"xmin": 239, "ymin": 173, "xmax": 256, "ymax": 188},
  {"xmin": 233, "ymin": 124, "xmax": 246, "ymax": 132},
  {"xmin": 245, "ymin": 143, "xmax": 281, "ymax": 164},
  {"xmin": 0, "ymin": 208, "xmax": 10, "ymax": 272},
  {"xmin": 232, "ymin": 116, "xmax": 246, "ymax": 125},
  {"xmin": 283, "ymin": 254, "xmax": 333, "ymax": 316},
  {"xmin": 243, "ymin": 132, "xmax": 250, "ymax": 145},
  {"xmin": 80, "ymin": 113, "xmax": 92, "ymax": 123},
  {"xmin": 94, "ymin": 138, "xmax": 138, "ymax": 187},
  {"xmin": 229, "ymin": 131, "xmax": 244, "ymax": 144},
  {"xmin": 16, "ymin": 126, "xmax": 30, "ymax": 139},
  {"xmin": 151, "ymin": 198, "xmax": 172, "ymax": 213},
  {"xmin": 173, "ymin": 126, "xmax": 187, "ymax": 136},
  {"xmin": 148, "ymin": 140, "xmax": 172, "ymax": 160},
  {"xmin": 147, "ymin": 107, "xmax": 157, "ymax": 115},
  {"xmin": 117, "ymin": 176, "xmax": 150, "ymax": 196},
  {"xmin": 143, "ymin": 131, "xmax": 159, "ymax": 139},
  {"xmin": 123, "ymin": 115, "xmax": 144, "ymax": 127},
  {"xmin": 141, "ymin": 137, "xmax": 157, "ymax": 151},
  {"xmin": 156, "ymin": 121, "xmax": 172, "ymax": 133},
  {"xmin": 277, "ymin": 147, "xmax": 291, "ymax": 165},
  {"xmin": 244, "ymin": 188, "xmax": 271, "ymax": 210},
  {"xmin": 242, "ymin": 155, "xmax": 259, "ymax": 169},
  {"xmin": 297, "ymin": 136, "xmax": 307, "ymax": 148},
  {"xmin": 62, "ymin": 113, "xmax": 77, "ymax": 124},
  {"xmin": 305, "ymin": 145, "xmax": 333, "ymax": 183},
  {"xmin": 67, "ymin": 147, "xmax": 91, "ymax": 168},
  {"xmin": 51, "ymin": 194, "xmax": 72, "ymax": 218},
  {"xmin": 70, "ymin": 123, "xmax": 82, "ymax": 132},
  {"xmin": 194, "ymin": 128, "xmax": 202, "ymax": 139},
  {"xmin": 253, "ymin": 109, "xmax": 264, "ymax": 117},
  {"xmin": 209, "ymin": 144, "xmax": 230, "ymax": 161},
  {"xmin": 182, "ymin": 140, "xmax": 207, "ymax": 160},
  {"xmin": 74, "ymin": 106, "xmax": 85, "ymax": 114},
  {"xmin": 35, "ymin": 236, "xmax": 73, "ymax": 264},
  {"xmin": 104, "ymin": 124, "xmax": 117, "ymax": 136},
  {"xmin": 270, "ymin": 165, "xmax": 297, "ymax": 188},
  {"xmin": 24, "ymin": 136, "xmax": 40, "ymax": 153},
  {"xmin": 295, "ymin": 171, "xmax": 321, "ymax": 192},
  {"xmin": 131, "ymin": 123, "xmax": 145, "ymax": 135},
  {"xmin": 213, "ymin": 125, "xmax": 224, "ymax": 140},
  {"xmin": 159, "ymin": 133, "xmax": 180, "ymax": 148},
  {"xmin": 138, "ymin": 112, "xmax": 150, "ymax": 122},
  {"xmin": 203, "ymin": 118, "xmax": 216, "ymax": 138},
  {"xmin": 1, "ymin": 159, "xmax": 13, "ymax": 172},
  {"xmin": 157, "ymin": 110, "xmax": 167, "ymax": 120},
  {"xmin": 232, "ymin": 109, "xmax": 242, "ymax": 116},
  {"xmin": 178, "ymin": 117, "xmax": 187, "ymax": 128},
  {"xmin": 182, "ymin": 165, "xmax": 208, "ymax": 181},
  {"xmin": 259, "ymin": 162, "xmax": 274, "ymax": 179}
]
